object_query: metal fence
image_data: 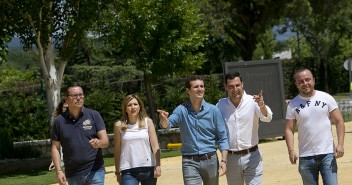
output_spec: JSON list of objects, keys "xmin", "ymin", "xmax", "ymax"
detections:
[{"xmin": 337, "ymin": 100, "xmax": 352, "ymax": 122}]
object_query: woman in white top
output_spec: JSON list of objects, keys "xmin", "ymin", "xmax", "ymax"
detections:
[{"xmin": 114, "ymin": 94, "xmax": 161, "ymax": 185}]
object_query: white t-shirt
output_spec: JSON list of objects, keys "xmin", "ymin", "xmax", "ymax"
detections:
[
  {"xmin": 119, "ymin": 118, "xmax": 156, "ymax": 171},
  {"xmin": 286, "ymin": 90, "xmax": 338, "ymax": 157},
  {"xmin": 216, "ymin": 91, "xmax": 273, "ymax": 151}
]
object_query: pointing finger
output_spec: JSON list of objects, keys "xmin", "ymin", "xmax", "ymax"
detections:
[{"xmin": 258, "ymin": 90, "xmax": 263, "ymax": 96}]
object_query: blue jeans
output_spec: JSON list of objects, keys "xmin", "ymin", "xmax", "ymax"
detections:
[
  {"xmin": 182, "ymin": 153, "xmax": 219, "ymax": 185},
  {"xmin": 121, "ymin": 167, "xmax": 157, "ymax": 185},
  {"xmin": 67, "ymin": 169, "xmax": 105, "ymax": 185},
  {"xmin": 299, "ymin": 153, "xmax": 338, "ymax": 185},
  {"xmin": 226, "ymin": 149, "xmax": 263, "ymax": 185}
]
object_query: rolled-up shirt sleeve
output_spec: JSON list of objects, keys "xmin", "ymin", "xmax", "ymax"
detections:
[{"xmin": 257, "ymin": 105, "xmax": 273, "ymax": 122}]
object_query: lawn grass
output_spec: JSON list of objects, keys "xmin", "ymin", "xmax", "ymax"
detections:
[
  {"xmin": 0, "ymin": 149, "xmax": 182, "ymax": 185},
  {"xmin": 0, "ymin": 166, "xmax": 57, "ymax": 185}
]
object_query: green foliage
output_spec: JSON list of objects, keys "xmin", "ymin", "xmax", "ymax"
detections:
[
  {"xmin": 0, "ymin": 69, "xmax": 39, "ymax": 89},
  {"xmin": 204, "ymin": 74, "xmax": 224, "ymax": 104},
  {"xmin": 64, "ymin": 65, "xmax": 142, "ymax": 88},
  {"xmin": 0, "ymin": 69, "xmax": 22, "ymax": 88},
  {"xmin": 0, "ymin": 90, "xmax": 49, "ymax": 141},
  {"xmin": 282, "ymin": 57, "xmax": 349, "ymax": 99},
  {"xmin": 155, "ymin": 74, "xmax": 224, "ymax": 111},
  {"xmin": 0, "ymin": 69, "xmax": 48, "ymax": 141},
  {"xmin": 156, "ymin": 75, "xmax": 188, "ymax": 113},
  {"xmin": 253, "ymin": 28, "xmax": 277, "ymax": 60},
  {"xmin": 0, "ymin": 36, "xmax": 11, "ymax": 64},
  {"xmin": 207, "ymin": 0, "xmax": 294, "ymax": 60},
  {"xmin": 85, "ymin": 89, "xmax": 126, "ymax": 133},
  {"xmin": 282, "ymin": 35, "xmax": 313, "ymax": 59},
  {"xmin": 1, "ymin": 50, "xmax": 38, "ymax": 71},
  {"xmin": 92, "ymin": 0, "xmax": 210, "ymax": 122},
  {"xmin": 198, "ymin": 0, "xmax": 240, "ymax": 74},
  {"xmin": 285, "ymin": 0, "xmax": 352, "ymax": 91},
  {"xmin": 0, "ymin": 0, "xmax": 114, "ymax": 55},
  {"xmin": 94, "ymin": 0, "xmax": 208, "ymax": 77},
  {"xmin": 0, "ymin": 0, "xmax": 117, "ymax": 131}
]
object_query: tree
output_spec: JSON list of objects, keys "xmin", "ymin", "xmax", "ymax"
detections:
[
  {"xmin": 253, "ymin": 28, "xmax": 276, "ymax": 60},
  {"xmin": 93, "ymin": 0, "xmax": 208, "ymax": 121},
  {"xmin": 1, "ymin": 50, "xmax": 39, "ymax": 70},
  {"xmin": 196, "ymin": 0, "xmax": 240, "ymax": 73},
  {"xmin": 282, "ymin": 35, "xmax": 312, "ymax": 60},
  {"xmin": 288, "ymin": 0, "xmax": 352, "ymax": 92},
  {"xmin": 0, "ymin": 0, "xmax": 112, "ymax": 129},
  {"xmin": 207, "ymin": 0, "xmax": 294, "ymax": 61}
]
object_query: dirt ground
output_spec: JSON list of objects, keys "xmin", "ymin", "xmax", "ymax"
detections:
[{"xmin": 55, "ymin": 121, "xmax": 352, "ymax": 184}]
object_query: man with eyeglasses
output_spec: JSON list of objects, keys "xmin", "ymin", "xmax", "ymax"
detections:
[{"xmin": 51, "ymin": 84, "xmax": 109, "ymax": 185}]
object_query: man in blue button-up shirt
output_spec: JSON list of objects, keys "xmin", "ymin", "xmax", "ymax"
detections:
[{"xmin": 158, "ymin": 75, "xmax": 229, "ymax": 185}]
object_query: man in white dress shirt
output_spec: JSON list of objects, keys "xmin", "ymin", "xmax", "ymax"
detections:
[{"xmin": 216, "ymin": 72, "xmax": 273, "ymax": 185}]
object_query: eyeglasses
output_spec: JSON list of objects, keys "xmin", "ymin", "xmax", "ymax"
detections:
[{"xmin": 68, "ymin": 93, "xmax": 85, "ymax": 99}]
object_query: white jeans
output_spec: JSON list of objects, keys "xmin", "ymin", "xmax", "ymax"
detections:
[{"xmin": 226, "ymin": 149, "xmax": 263, "ymax": 185}]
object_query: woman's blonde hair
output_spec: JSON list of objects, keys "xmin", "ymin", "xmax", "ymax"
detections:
[{"xmin": 120, "ymin": 94, "xmax": 148, "ymax": 131}]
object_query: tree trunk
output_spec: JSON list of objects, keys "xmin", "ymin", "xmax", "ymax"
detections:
[
  {"xmin": 322, "ymin": 59, "xmax": 329, "ymax": 92},
  {"xmin": 37, "ymin": 40, "xmax": 63, "ymax": 135},
  {"xmin": 143, "ymin": 73, "xmax": 157, "ymax": 127}
]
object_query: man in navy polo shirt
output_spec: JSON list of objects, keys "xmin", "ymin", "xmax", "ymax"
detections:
[{"xmin": 51, "ymin": 84, "xmax": 109, "ymax": 185}]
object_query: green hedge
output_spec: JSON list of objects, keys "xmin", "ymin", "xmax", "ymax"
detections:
[{"xmin": 0, "ymin": 60, "xmax": 349, "ymax": 142}]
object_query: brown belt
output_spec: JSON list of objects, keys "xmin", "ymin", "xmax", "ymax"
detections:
[
  {"xmin": 229, "ymin": 145, "xmax": 258, "ymax": 155},
  {"xmin": 183, "ymin": 152, "xmax": 216, "ymax": 161}
]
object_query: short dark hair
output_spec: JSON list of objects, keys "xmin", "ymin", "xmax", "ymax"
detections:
[
  {"xmin": 293, "ymin": 68, "xmax": 312, "ymax": 81},
  {"xmin": 63, "ymin": 83, "xmax": 83, "ymax": 96},
  {"xmin": 185, "ymin": 75, "xmax": 204, "ymax": 89},
  {"xmin": 225, "ymin": 72, "xmax": 242, "ymax": 83}
]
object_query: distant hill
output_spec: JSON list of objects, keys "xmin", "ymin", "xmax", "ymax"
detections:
[
  {"xmin": 7, "ymin": 28, "xmax": 293, "ymax": 50},
  {"xmin": 7, "ymin": 37, "xmax": 22, "ymax": 50}
]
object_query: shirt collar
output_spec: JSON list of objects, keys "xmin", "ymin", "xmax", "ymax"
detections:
[
  {"xmin": 183, "ymin": 99, "xmax": 206, "ymax": 112},
  {"xmin": 64, "ymin": 107, "xmax": 85, "ymax": 123}
]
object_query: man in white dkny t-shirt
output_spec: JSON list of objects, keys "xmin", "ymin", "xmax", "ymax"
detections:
[{"xmin": 285, "ymin": 68, "xmax": 345, "ymax": 185}]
